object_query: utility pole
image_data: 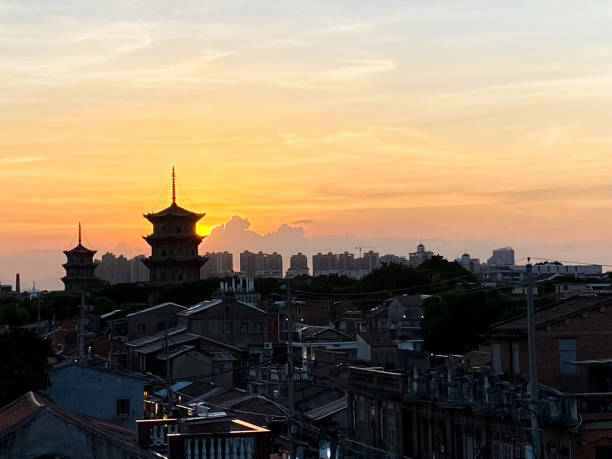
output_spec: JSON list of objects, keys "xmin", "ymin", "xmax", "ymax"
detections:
[
  {"xmin": 164, "ymin": 329, "xmax": 173, "ymax": 417},
  {"xmin": 77, "ymin": 289, "xmax": 86, "ymax": 361},
  {"xmin": 286, "ymin": 285, "xmax": 296, "ymax": 459},
  {"xmin": 526, "ymin": 259, "xmax": 541, "ymax": 459}
]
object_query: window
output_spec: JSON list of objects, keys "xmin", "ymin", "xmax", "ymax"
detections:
[
  {"xmin": 512, "ymin": 341, "xmax": 520, "ymax": 374},
  {"xmin": 116, "ymin": 398, "xmax": 130, "ymax": 416},
  {"xmin": 157, "ymin": 322, "xmax": 165, "ymax": 331},
  {"xmin": 137, "ymin": 323, "xmax": 146, "ymax": 334},
  {"xmin": 559, "ymin": 339, "xmax": 577, "ymax": 374},
  {"xmin": 492, "ymin": 343, "xmax": 502, "ymax": 372}
]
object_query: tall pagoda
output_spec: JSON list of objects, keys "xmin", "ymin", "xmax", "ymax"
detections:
[
  {"xmin": 62, "ymin": 223, "xmax": 98, "ymax": 293},
  {"xmin": 142, "ymin": 168, "xmax": 207, "ymax": 283}
]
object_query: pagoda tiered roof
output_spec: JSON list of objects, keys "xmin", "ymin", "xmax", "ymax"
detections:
[
  {"xmin": 144, "ymin": 202, "xmax": 205, "ymax": 221},
  {"xmin": 63, "ymin": 243, "xmax": 96, "ymax": 256}
]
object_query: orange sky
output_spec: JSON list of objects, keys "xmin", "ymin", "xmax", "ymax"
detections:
[{"xmin": 3, "ymin": 1, "xmax": 612, "ymax": 287}]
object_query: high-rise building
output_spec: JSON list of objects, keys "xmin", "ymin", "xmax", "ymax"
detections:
[
  {"xmin": 142, "ymin": 168, "xmax": 207, "ymax": 283},
  {"xmin": 455, "ymin": 253, "xmax": 481, "ymax": 273},
  {"xmin": 487, "ymin": 247, "xmax": 515, "ymax": 267},
  {"xmin": 129, "ymin": 255, "xmax": 150, "ymax": 282},
  {"xmin": 61, "ymin": 223, "xmax": 98, "ymax": 293},
  {"xmin": 380, "ymin": 254, "xmax": 409, "ymax": 265},
  {"xmin": 96, "ymin": 253, "xmax": 150, "ymax": 284},
  {"xmin": 409, "ymin": 243, "xmax": 434, "ymax": 267},
  {"xmin": 240, "ymin": 251, "xmax": 283, "ymax": 278},
  {"xmin": 286, "ymin": 252, "xmax": 309, "ymax": 278},
  {"xmin": 201, "ymin": 251, "xmax": 234, "ymax": 278}
]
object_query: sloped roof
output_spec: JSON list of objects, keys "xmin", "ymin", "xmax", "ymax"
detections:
[
  {"xmin": 0, "ymin": 392, "xmax": 146, "ymax": 457},
  {"xmin": 126, "ymin": 301, "xmax": 186, "ymax": 317},
  {"xmin": 489, "ymin": 295, "xmax": 612, "ymax": 336},
  {"xmin": 63, "ymin": 243, "xmax": 96, "ymax": 255},
  {"xmin": 304, "ymin": 396, "xmax": 347, "ymax": 421},
  {"xmin": 144, "ymin": 202, "xmax": 204, "ymax": 219},
  {"xmin": 179, "ymin": 298, "xmax": 265, "ymax": 316}
]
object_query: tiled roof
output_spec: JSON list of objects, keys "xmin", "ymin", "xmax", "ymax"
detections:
[
  {"xmin": 126, "ymin": 302, "xmax": 186, "ymax": 318},
  {"xmin": 489, "ymin": 295, "xmax": 612, "ymax": 336},
  {"xmin": 178, "ymin": 298, "xmax": 265, "ymax": 316},
  {"xmin": 0, "ymin": 392, "xmax": 146, "ymax": 456},
  {"xmin": 144, "ymin": 202, "xmax": 204, "ymax": 219},
  {"xmin": 304, "ymin": 396, "xmax": 347, "ymax": 421},
  {"xmin": 131, "ymin": 332, "xmax": 201, "ymax": 354}
]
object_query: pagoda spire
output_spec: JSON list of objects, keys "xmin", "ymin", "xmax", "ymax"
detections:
[
  {"xmin": 78, "ymin": 222, "xmax": 82, "ymax": 245},
  {"xmin": 172, "ymin": 166, "xmax": 176, "ymax": 204}
]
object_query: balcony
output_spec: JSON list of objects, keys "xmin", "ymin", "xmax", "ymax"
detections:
[{"xmin": 137, "ymin": 416, "xmax": 270, "ymax": 459}]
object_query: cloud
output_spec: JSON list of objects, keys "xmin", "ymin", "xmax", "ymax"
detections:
[
  {"xmin": 0, "ymin": 156, "xmax": 46, "ymax": 163},
  {"xmin": 291, "ymin": 219, "xmax": 313, "ymax": 225},
  {"xmin": 277, "ymin": 59, "xmax": 396, "ymax": 90}
]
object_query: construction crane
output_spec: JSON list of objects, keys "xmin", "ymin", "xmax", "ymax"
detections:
[{"xmin": 354, "ymin": 246, "xmax": 379, "ymax": 257}]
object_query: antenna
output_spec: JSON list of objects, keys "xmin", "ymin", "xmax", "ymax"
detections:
[{"xmin": 172, "ymin": 166, "xmax": 176, "ymax": 204}]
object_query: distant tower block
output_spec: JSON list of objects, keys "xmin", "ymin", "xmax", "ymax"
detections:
[
  {"xmin": 62, "ymin": 223, "xmax": 98, "ymax": 293},
  {"xmin": 142, "ymin": 167, "xmax": 207, "ymax": 283}
]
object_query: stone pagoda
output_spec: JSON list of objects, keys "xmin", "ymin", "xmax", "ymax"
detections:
[
  {"xmin": 142, "ymin": 168, "xmax": 207, "ymax": 283},
  {"xmin": 61, "ymin": 223, "xmax": 98, "ymax": 293}
]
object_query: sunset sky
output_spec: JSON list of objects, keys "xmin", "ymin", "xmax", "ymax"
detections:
[{"xmin": 3, "ymin": 1, "xmax": 612, "ymax": 288}]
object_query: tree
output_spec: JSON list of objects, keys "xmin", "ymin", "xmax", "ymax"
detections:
[{"xmin": 0, "ymin": 328, "xmax": 52, "ymax": 406}]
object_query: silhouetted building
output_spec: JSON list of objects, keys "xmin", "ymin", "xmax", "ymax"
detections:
[
  {"xmin": 240, "ymin": 251, "xmax": 282, "ymax": 278},
  {"xmin": 97, "ymin": 253, "xmax": 150, "ymax": 284},
  {"xmin": 201, "ymin": 251, "xmax": 234, "ymax": 278},
  {"xmin": 456, "ymin": 253, "xmax": 481, "ymax": 273},
  {"xmin": 408, "ymin": 243, "xmax": 433, "ymax": 267},
  {"xmin": 286, "ymin": 252, "xmax": 309, "ymax": 278},
  {"xmin": 142, "ymin": 168, "xmax": 207, "ymax": 283},
  {"xmin": 61, "ymin": 223, "xmax": 98, "ymax": 293},
  {"xmin": 487, "ymin": 246, "xmax": 515, "ymax": 267},
  {"xmin": 380, "ymin": 254, "xmax": 409, "ymax": 265}
]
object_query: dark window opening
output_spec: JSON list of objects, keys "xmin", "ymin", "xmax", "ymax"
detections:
[{"xmin": 116, "ymin": 398, "xmax": 130, "ymax": 416}]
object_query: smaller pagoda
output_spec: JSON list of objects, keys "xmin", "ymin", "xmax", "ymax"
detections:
[
  {"xmin": 61, "ymin": 223, "xmax": 98, "ymax": 293},
  {"xmin": 142, "ymin": 168, "xmax": 207, "ymax": 283}
]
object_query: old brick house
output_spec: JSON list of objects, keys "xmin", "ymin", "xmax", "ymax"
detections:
[
  {"xmin": 177, "ymin": 297, "xmax": 275, "ymax": 353},
  {"xmin": 488, "ymin": 295, "xmax": 612, "ymax": 393}
]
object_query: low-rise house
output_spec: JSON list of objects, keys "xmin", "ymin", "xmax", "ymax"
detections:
[
  {"xmin": 488, "ymin": 295, "xmax": 612, "ymax": 392},
  {"xmin": 177, "ymin": 297, "xmax": 274, "ymax": 352},
  {"xmin": 47, "ymin": 363, "xmax": 146, "ymax": 430},
  {"xmin": 0, "ymin": 392, "xmax": 148, "ymax": 459},
  {"xmin": 127, "ymin": 301, "xmax": 186, "ymax": 340},
  {"xmin": 126, "ymin": 327, "xmax": 242, "ymax": 386}
]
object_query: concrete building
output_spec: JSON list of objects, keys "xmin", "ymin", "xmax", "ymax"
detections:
[
  {"xmin": 47, "ymin": 363, "xmax": 145, "ymax": 430},
  {"xmin": 531, "ymin": 262, "xmax": 602, "ymax": 277},
  {"xmin": 201, "ymin": 251, "xmax": 234, "ymax": 278},
  {"xmin": 0, "ymin": 392, "xmax": 147, "ymax": 459},
  {"xmin": 379, "ymin": 254, "xmax": 409, "ymax": 266},
  {"xmin": 126, "ymin": 301, "xmax": 187, "ymax": 340},
  {"xmin": 240, "ymin": 251, "xmax": 282, "ymax": 278},
  {"xmin": 285, "ymin": 252, "xmax": 309, "ymax": 278},
  {"xmin": 408, "ymin": 243, "xmax": 433, "ymax": 267},
  {"xmin": 96, "ymin": 253, "xmax": 150, "ymax": 284},
  {"xmin": 456, "ymin": 253, "xmax": 481, "ymax": 273},
  {"xmin": 487, "ymin": 246, "xmax": 515, "ymax": 267}
]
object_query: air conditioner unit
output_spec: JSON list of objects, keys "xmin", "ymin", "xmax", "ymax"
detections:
[{"xmin": 264, "ymin": 342, "xmax": 273, "ymax": 350}]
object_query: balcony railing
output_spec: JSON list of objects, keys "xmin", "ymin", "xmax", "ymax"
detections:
[{"xmin": 138, "ymin": 418, "xmax": 179, "ymax": 451}]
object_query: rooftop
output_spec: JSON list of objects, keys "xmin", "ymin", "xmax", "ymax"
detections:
[
  {"xmin": 489, "ymin": 295, "xmax": 612, "ymax": 336},
  {"xmin": 0, "ymin": 392, "xmax": 145, "ymax": 456}
]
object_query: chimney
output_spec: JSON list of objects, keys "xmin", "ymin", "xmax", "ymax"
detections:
[{"xmin": 15, "ymin": 273, "xmax": 20, "ymax": 293}]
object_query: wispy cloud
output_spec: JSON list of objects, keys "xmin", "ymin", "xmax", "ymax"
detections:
[
  {"xmin": 277, "ymin": 59, "xmax": 396, "ymax": 89},
  {"xmin": 0, "ymin": 156, "xmax": 46, "ymax": 163}
]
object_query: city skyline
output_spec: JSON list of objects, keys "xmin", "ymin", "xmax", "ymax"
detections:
[{"xmin": 4, "ymin": 1, "xmax": 612, "ymax": 286}]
